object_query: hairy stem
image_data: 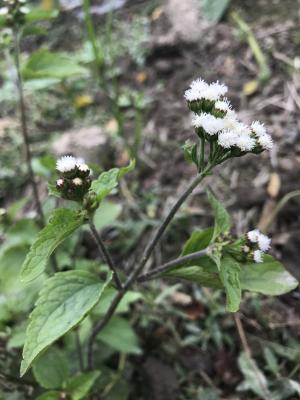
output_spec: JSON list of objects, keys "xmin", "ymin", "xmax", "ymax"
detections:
[
  {"xmin": 137, "ymin": 248, "xmax": 208, "ymax": 282},
  {"xmin": 87, "ymin": 168, "xmax": 211, "ymax": 369},
  {"xmin": 89, "ymin": 220, "xmax": 122, "ymax": 290}
]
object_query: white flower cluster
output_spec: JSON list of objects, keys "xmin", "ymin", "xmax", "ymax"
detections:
[
  {"xmin": 186, "ymin": 77, "xmax": 273, "ymax": 152},
  {"xmin": 185, "ymin": 79, "xmax": 228, "ymax": 102},
  {"xmin": 56, "ymin": 156, "xmax": 87, "ymax": 173},
  {"xmin": 247, "ymin": 229, "xmax": 271, "ymax": 263}
]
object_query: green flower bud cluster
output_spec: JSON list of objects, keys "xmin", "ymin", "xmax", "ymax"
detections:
[
  {"xmin": 0, "ymin": 0, "xmax": 29, "ymax": 28},
  {"xmin": 56, "ymin": 156, "xmax": 92, "ymax": 202}
]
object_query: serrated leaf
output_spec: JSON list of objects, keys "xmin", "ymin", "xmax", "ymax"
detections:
[
  {"xmin": 66, "ymin": 371, "xmax": 101, "ymax": 400},
  {"xmin": 90, "ymin": 160, "xmax": 135, "ymax": 201},
  {"xmin": 20, "ymin": 270, "xmax": 112, "ymax": 376},
  {"xmin": 98, "ymin": 316, "xmax": 141, "ymax": 355},
  {"xmin": 22, "ymin": 49, "xmax": 86, "ymax": 80},
  {"xmin": 20, "ymin": 209, "xmax": 86, "ymax": 282},
  {"xmin": 32, "ymin": 347, "xmax": 69, "ymax": 389},
  {"xmin": 240, "ymin": 255, "xmax": 298, "ymax": 295},
  {"xmin": 219, "ymin": 256, "xmax": 241, "ymax": 312},
  {"xmin": 207, "ymin": 191, "xmax": 231, "ymax": 242}
]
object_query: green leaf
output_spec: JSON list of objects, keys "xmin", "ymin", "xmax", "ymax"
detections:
[
  {"xmin": 20, "ymin": 270, "xmax": 112, "ymax": 376},
  {"xmin": 240, "ymin": 255, "xmax": 298, "ymax": 295},
  {"xmin": 48, "ymin": 183, "xmax": 61, "ymax": 198},
  {"xmin": 201, "ymin": 0, "xmax": 231, "ymax": 23},
  {"xmin": 66, "ymin": 371, "xmax": 101, "ymax": 400},
  {"xmin": 164, "ymin": 263, "xmax": 222, "ymax": 289},
  {"xmin": 93, "ymin": 201, "xmax": 122, "ymax": 230},
  {"xmin": 238, "ymin": 352, "xmax": 271, "ymax": 399},
  {"xmin": 36, "ymin": 391, "xmax": 61, "ymax": 400},
  {"xmin": 219, "ymin": 256, "xmax": 241, "ymax": 312},
  {"xmin": 91, "ymin": 160, "xmax": 135, "ymax": 201},
  {"xmin": 98, "ymin": 316, "xmax": 141, "ymax": 355},
  {"xmin": 25, "ymin": 7, "xmax": 59, "ymax": 23},
  {"xmin": 20, "ymin": 209, "xmax": 86, "ymax": 282},
  {"xmin": 32, "ymin": 347, "xmax": 69, "ymax": 389},
  {"xmin": 93, "ymin": 288, "xmax": 142, "ymax": 315},
  {"xmin": 22, "ymin": 49, "xmax": 86, "ymax": 80},
  {"xmin": 207, "ymin": 191, "xmax": 231, "ymax": 242},
  {"xmin": 181, "ymin": 228, "xmax": 214, "ymax": 257}
]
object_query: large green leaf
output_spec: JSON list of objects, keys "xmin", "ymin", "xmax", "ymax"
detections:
[
  {"xmin": 240, "ymin": 255, "xmax": 298, "ymax": 295},
  {"xmin": 20, "ymin": 209, "xmax": 86, "ymax": 282},
  {"xmin": 98, "ymin": 316, "xmax": 141, "ymax": 355},
  {"xmin": 219, "ymin": 256, "xmax": 241, "ymax": 312},
  {"xmin": 92, "ymin": 201, "xmax": 122, "ymax": 230},
  {"xmin": 22, "ymin": 49, "xmax": 86, "ymax": 80},
  {"xmin": 181, "ymin": 228, "xmax": 213, "ymax": 257},
  {"xmin": 201, "ymin": 0, "xmax": 231, "ymax": 23},
  {"xmin": 66, "ymin": 371, "xmax": 101, "ymax": 400},
  {"xmin": 20, "ymin": 270, "xmax": 112, "ymax": 376},
  {"xmin": 32, "ymin": 347, "xmax": 69, "ymax": 389},
  {"xmin": 90, "ymin": 160, "xmax": 135, "ymax": 201},
  {"xmin": 207, "ymin": 191, "xmax": 231, "ymax": 242}
]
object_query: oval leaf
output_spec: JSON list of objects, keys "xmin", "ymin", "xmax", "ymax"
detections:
[
  {"xmin": 220, "ymin": 256, "xmax": 241, "ymax": 312},
  {"xmin": 20, "ymin": 270, "xmax": 112, "ymax": 376},
  {"xmin": 20, "ymin": 209, "xmax": 86, "ymax": 282},
  {"xmin": 207, "ymin": 191, "xmax": 231, "ymax": 242},
  {"xmin": 240, "ymin": 255, "xmax": 298, "ymax": 295}
]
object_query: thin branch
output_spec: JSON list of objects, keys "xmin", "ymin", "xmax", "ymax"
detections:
[
  {"xmin": 87, "ymin": 168, "xmax": 210, "ymax": 369},
  {"xmin": 13, "ymin": 30, "xmax": 58, "ymax": 273},
  {"xmin": 137, "ymin": 248, "xmax": 208, "ymax": 282},
  {"xmin": 13, "ymin": 30, "xmax": 44, "ymax": 226},
  {"xmin": 89, "ymin": 220, "xmax": 122, "ymax": 290}
]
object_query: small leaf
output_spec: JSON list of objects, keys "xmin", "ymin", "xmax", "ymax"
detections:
[
  {"xmin": 93, "ymin": 201, "xmax": 122, "ymax": 230},
  {"xmin": 207, "ymin": 191, "xmax": 231, "ymax": 242},
  {"xmin": 97, "ymin": 316, "xmax": 141, "ymax": 355},
  {"xmin": 181, "ymin": 228, "xmax": 214, "ymax": 257},
  {"xmin": 91, "ymin": 160, "xmax": 135, "ymax": 201},
  {"xmin": 240, "ymin": 255, "xmax": 298, "ymax": 295},
  {"xmin": 48, "ymin": 183, "xmax": 61, "ymax": 198},
  {"xmin": 93, "ymin": 288, "xmax": 142, "ymax": 315},
  {"xmin": 66, "ymin": 371, "xmax": 101, "ymax": 400},
  {"xmin": 20, "ymin": 270, "xmax": 112, "ymax": 376},
  {"xmin": 219, "ymin": 255, "xmax": 241, "ymax": 312},
  {"xmin": 22, "ymin": 49, "xmax": 86, "ymax": 80},
  {"xmin": 20, "ymin": 209, "xmax": 86, "ymax": 282},
  {"xmin": 32, "ymin": 347, "xmax": 69, "ymax": 389}
]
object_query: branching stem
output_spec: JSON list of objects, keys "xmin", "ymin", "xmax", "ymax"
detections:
[
  {"xmin": 137, "ymin": 248, "xmax": 208, "ymax": 282},
  {"xmin": 87, "ymin": 167, "xmax": 211, "ymax": 369},
  {"xmin": 89, "ymin": 219, "xmax": 123, "ymax": 290}
]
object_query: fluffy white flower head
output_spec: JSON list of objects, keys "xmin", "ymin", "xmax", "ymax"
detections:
[
  {"xmin": 258, "ymin": 233, "xmax": 271, "ymax": 252},
  {"xmin": 78, "ymin": 164, "xmax": 90, "ymax": 172},
  {"xmin": 0, "ymin": 7, "xmax": 8, "ymax": 15},
  {"xmin": 247, "ymin": 229, "xmax": 260, "ymax": 243},
  {"xmin": 56, "ymin": 178, "xmax": 64, "ymax": 187},
  {"xmin": 251, "ymin": 121, "xmax": 267, "ymax": 137},
  {"xmin": 56, "ymin": 156, "xmax": 77, "ymax": 172},
  {"xmin": 184, "ymin": 78, "xmax": 227, "ymax": 102},
  {"xmin": 253, "ymin": 250, "xmax": 263, "ymax": 263},
  {"xmin": 218, "ymin": 130, "xmax": 238, "ymax": 149},
  {"xmin": 235, "ymin": 134, "xmax": 256, "ymax": 152},
  {"xmin": 258, "ymin": 134, "xmax": 273, "ymax": 150},
  {"xmin": 192, "ymin": 113, "xmax": 225, "ymax": 135},
  {"xmin": 215, "ymin": 98, "xmax": 232, "ymax": 112}
]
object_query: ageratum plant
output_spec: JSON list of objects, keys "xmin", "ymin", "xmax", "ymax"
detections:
[{"xmin": 17, "ymin": 76, "xmax": 298, "ymax": 383}]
